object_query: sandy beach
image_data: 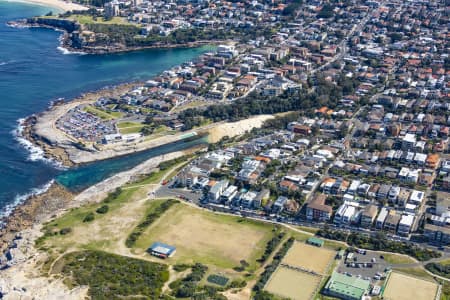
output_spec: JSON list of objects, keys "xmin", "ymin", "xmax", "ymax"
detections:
[{"xmin": 4, "ymin": 0, "xmax": 87, "ymax": 12}]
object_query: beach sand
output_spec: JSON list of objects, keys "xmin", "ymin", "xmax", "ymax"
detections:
[
  {"xmin": 207, "ymin": 115, "xmax": 275, "ymax": 143},
  {"xmin": 7, "ymin": 0, "xmax": 88, "ymax": 12}
]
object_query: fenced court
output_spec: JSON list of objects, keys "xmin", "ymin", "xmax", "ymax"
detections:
[
  {"xmin": 282, "ymin": 241, "xmax": 335, "ymax": 274},
  {"xmin": 265, "ymin": 266, "xmax": 321, "ymax": 300},
  {"xmin": 383, "ymin": 272, "xmax": 439, "ymax": 300}
]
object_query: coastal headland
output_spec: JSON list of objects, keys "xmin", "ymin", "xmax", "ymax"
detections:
[
  {"xmin": 23, "ymin": 91, "xmax": 274, "ymax": 166},
  {"xmin": 11, "ymin": 15, "xmax": 228, "ymax": 55}
]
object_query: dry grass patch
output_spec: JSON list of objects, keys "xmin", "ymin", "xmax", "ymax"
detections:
[
  {"xmin": 282, "ymin": 242, "xmax": 335, "ymax": 274},
  {"xmin": 382, "ymin": 253, "xmax": 416, "ymax": 264},
  {"xmin": 383, "ymin": 272, "xmax": 439, "ymax": 300},
  {"xmin": 265, "ymin": 266, "xmax": 320, "ymax": 300},
  {"xmin": 134, "ymin": 203, "xmax": 274, "ymax": 269}
]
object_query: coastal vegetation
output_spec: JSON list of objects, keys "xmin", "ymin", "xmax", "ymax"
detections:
[
  {"xmin": 36, "ymin": 156, "xmax": 191, "ymax": 250},
  {"xmin": 59, "ymin": 250, "xmax": 168, "ymax": 299},
  {"xmin": 425, "ymin": 263, "xmax": 450, "ymax": 279}
]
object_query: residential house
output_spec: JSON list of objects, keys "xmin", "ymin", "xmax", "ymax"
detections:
[
  {"xmin": 306, "ymin": 194, "xmax": 333, "ymax": 222},
  {"xmin": 398, "ymin": 214, "xmax": 414, "ymax": 236},
  {"xmin": 360, "ymin": 205, "xmax": 379, "ymax": 228}
]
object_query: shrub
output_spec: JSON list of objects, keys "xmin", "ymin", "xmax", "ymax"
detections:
[
  {"xmin": 207, "ymin": 274, "xmax": 229, "ymax": 286},
  {"xmin": 96, "ymin": 205, "xmax": 109, "ymax": 214},
  {"xmin": 59, "ymin": 227, "xmax": 72, "ymax": 235},
  {"xmin": 228, "ymin": 279, "xmax": 246, "ymax": 289},
  {"xmin": 253, "ymin": 237, "xmax": 294, "ymax": 292},
  {"xmin": 258, "ymin": 232, "xmax": 285, "ymax": 263},
  {"xmin": 173, "ymin": 264, "xmax": 191, "ymax": 272},
  {"xmin": 83, "ymin": 212, "xmax": 95, "ymax": 222}
]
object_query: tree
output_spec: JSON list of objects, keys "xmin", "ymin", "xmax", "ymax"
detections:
[
  {"xmin": 140, "ymin": 125, "xmax": 154, "ymax": 136},
  {"xmin": 144, "ymin": 115, "xmax": 154, "ymax": 124},
  {"xmin": 83, "ymin": 212, "xmax": 95, "ymax": 222}
]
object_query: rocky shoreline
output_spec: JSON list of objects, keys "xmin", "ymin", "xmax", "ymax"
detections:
[
  {"xmin": 20, "ymin": 81, "xmax": 140, "ymax": 167},
  {"xmin": 0, "ymin": 146, "xmax": 202, "ymax": 271},
  {"xmin": 0, "ymin": 183, "xmax": 73, "ymax": 255},
  {"xmin": 21, "ymin": 115, "xmax": 74, "ymax": 167}
]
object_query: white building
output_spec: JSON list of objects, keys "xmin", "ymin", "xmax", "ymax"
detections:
[
  {"xmin": 409, "ymin": 190, "xmax": 425, "ymax": 205},
  {"xmin": 398, "ymin": 215, "xmax": 414, "ymax": 236}
]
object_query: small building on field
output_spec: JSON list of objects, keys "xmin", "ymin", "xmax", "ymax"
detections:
[
  {"xmin": 323, "ymin": 271, "xmax": 370, "ymax": 300},
  {"xmin": 148, "ymin": 242, "xmax": 176, "ymax": 259},
  {"xmin": 307, "ymin": 237, "xmax": 324, "ymax": 247}
]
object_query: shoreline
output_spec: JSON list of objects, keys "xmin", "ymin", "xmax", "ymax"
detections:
[
  {"xmin": 20, "ymin": 81, "xmax": 141, "ymax": 167},
  {"xmin": 0, "ymin": 145, "xmax": 203, "ymax": 254},
  {"xmin": 24, "ymin": 99, "xmax": 272, "ymax": 166},
  {"xmin": 0, "ymin": 146, "xmax": 204, "ymax": 299},
  {"xmin": 3, "ymin": 0, "xmax": 88, "ymax": 12}
]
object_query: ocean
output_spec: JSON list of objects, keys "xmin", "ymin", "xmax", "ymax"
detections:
[{"xmin": 0, "ymin": 1, "xmax": 208, "ymax": 219}]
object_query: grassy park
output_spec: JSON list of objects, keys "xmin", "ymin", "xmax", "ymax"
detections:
[
  {"xmin": 132, "ymin": 202, "xmax": 277, "ymax": 270},
  {"xmin": 83, "ymin": 105, "xmax": 123, "ymax": 120}
]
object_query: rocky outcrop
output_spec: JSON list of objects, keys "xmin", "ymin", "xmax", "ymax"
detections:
[
  {"xmin": 26, "ymin": 17, "xmax": 79, "ymax": 32},
  {"xmin": 0, "ymin": 184, "xmax": 73, "ymax": 256}
]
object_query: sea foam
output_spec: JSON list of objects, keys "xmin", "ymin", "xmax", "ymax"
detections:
[
  {"xmin": 57, "ymin": 46, "xmax": 86, "ymax": 55},
  {"xmin": 13, "ymin": 118, "xmax": 65, "ymax": 169}
]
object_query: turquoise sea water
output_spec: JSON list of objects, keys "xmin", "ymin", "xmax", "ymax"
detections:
[{"xmin": 0, "ymin": 1, "xmax": 207, "ymax": 218}]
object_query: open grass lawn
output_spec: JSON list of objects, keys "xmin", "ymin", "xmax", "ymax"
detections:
[
  {"xmin": 69, "ymin": 15, "xmax": 129, "ymax": 25},
  {"xmin": 265, "ymin": 266, "xmax": 321, "ymax": 300},
  {"xmin": 383, "ymin": 272, "xmax": 439, "ymax": 300},
  {"xmin": 436, "ymin": 259, "xmax": 450, "ymax": 266},
  {"xmin": 143, "ymin": 127, "xmax": 177, "ymax": 141},
  {"xmin": 43, "ymin": 187, "xmax": 139, "ymax": 234},
  {"xmin": 282, "ymin": 242, "xmax": 335, "ymax": 274},
  {"xmin": 83, "ymin": 105, "xmax": 123, "ymax": 120},
  {"xmin": 37, "ymin": 164, "xmax": 178, "ymax": 253},
  {"xmin": 38, "ymin": 187, "xmax": 144, "ymax": 250},
  {"xmin": 117, "ymin": 121, "xmax": 142, "ymax": 128},
  {"xmin": 382, "ymin": 253, "xmax": 416, "ymax": 264},
  {"xmin": 295, "ymin": 225, "xmax": 319, "ymax": 234},
  {"xmin": 133, "ymin": 202, "xmax": 276, "ymax": 270},
  {"xmin": 119, "ymin": 125, "xmax": 145, "ymax": 135}
]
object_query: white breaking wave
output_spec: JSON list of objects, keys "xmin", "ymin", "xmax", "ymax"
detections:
[
  {"xmin": 57, "ymin": 46, "xmax": 86, "ymax": 55},
  {"xmin": 0, "ymin": 179, "xmax": 55, "ymax": 228},
  {"xmin": 13, "ymin": 118, "xmax": 65, "ymax": 169},
  {"xmin": 6, "ymin": 22, "xmax": 26, "ymax": 29}
]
